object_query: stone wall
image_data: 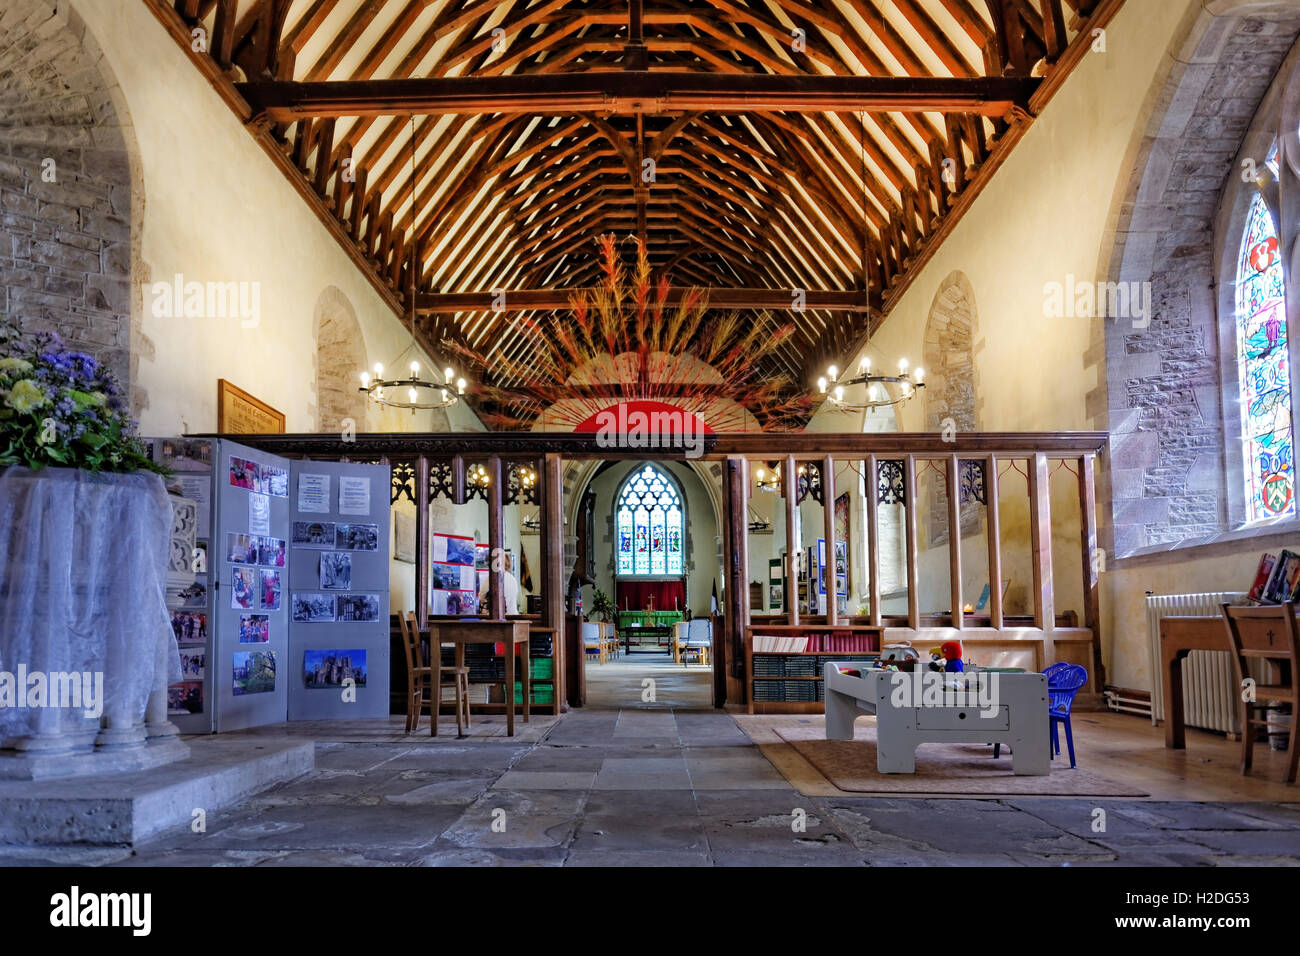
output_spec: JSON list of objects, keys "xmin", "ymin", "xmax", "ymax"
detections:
[
  {"xmin": 1105, "ymin": 12, "xmax": 1300, "ymax": 555},
  {"xmin": 0, "ymin": 0, "xmax": 134, "ymax": 387}
]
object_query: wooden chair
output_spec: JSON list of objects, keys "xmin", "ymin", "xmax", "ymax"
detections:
[
  {"xmin": 398, "ymin": 611, "xmax": 470, "ymax": 737},
  {"xmin": 1222, "ymin": 602, "xmax": 1300, "ymax": 784}
]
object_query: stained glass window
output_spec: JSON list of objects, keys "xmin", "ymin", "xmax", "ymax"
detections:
[
  {"xmin": 1236, "ymin": 193, "xmax": 1294, "ymax": 522},
  {"xmin": 615, "ymin": 464, "xmax": 684, "ymax": 576}
]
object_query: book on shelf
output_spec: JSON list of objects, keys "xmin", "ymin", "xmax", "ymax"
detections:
[
  {"xmin": 752, "ymin": 635, "xmax": 809, "ymax": 653},
  {"xmin": 1247, "ymin": 552, "xmax": 1277, "ymax": 603},
  {"xmin": 1262, "ymin": 549, "xmax": 1300, "ymax": 604}
]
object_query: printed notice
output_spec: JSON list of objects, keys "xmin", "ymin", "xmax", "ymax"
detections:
[
  {"xmin": 178, "ymin": 474, "xmax": 211, "ymax": 538},
  {"xmin": 248, "ymin": 492, "xmax": 271, "ymax": 537},
  {"xmin": 298, "ymin": 473, "xmax": 330, "ymax": 514},
  {"xmin": 338, "ymin": 475, "xmax": 370, "ymax": 516}
]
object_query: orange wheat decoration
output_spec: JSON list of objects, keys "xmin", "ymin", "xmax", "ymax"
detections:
[{"xmin": 450, "ymin": 235, "xmax": 812, "ymax": 432}]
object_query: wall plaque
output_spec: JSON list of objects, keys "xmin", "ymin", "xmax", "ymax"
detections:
[{"xmin": 217, "ymin": 379, "xmax": 285, "ymax": 434}]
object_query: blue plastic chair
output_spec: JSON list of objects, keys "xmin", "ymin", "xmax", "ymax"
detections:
[
  {"xmin": 1042, "ymin": 661, "xmax": 1071, "ymax": 684},
  {"xmin": 993, "ymin": 663, "xmax": 1088, "ymax": 766},
  {"xmin": 1048, "ymin": 664, "xmax": 1088, "ymax": 768}
]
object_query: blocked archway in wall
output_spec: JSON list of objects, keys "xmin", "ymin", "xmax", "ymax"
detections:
[
  {"xmin": 922, "ymin": 271, "xmax": 979, "ymax": 547},
  {"xmin": 0, "ymin": 1, "xmax": 144, "ymax": 406},
  {"xmin": 1097, "ymin": 1, "xmax": 1300, "ymax": 557},
  {"xmin": 312, "ymin": 286, "xmax": 368, "ymax": 433}
]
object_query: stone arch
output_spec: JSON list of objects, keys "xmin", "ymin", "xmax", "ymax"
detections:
[
  {"xmin": 1095, "ymin": 0, "xmax": 1300, "ymax": 556},
  {"xmin": 922, "ymin": 270, "xmax": 979, "ymax": 546},
  {"xmin": 0, "ymin": 1, "xmax": 146, "ymax": 409},
  {"xmin": 312, "ymin": 286, "xmax": 368, "ymax": 433}
]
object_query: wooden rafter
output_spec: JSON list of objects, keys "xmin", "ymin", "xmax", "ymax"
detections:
[{"xmin": 149, "ymin": 0, "xmax": 1124, "ymax": 427}]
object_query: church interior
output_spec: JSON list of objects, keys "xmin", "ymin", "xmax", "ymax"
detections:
[{"xmin": 3, "ymin": 0, "xmax": 1300, "ymax": 890}]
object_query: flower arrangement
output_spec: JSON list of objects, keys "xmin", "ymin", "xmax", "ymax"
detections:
[{"xmin": 0, "ymin": 319, "xmax": 165, "ymax": 474}]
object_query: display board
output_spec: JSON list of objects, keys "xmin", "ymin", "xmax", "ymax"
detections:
[
  {"xmin": 430, "ymin": 531, "xmax": 478, "ymax": 615},
  {"xmin": 214, "ymin": 439, "xmax": 292, "ymax": 732},
  {"xmin": 287, "ymin": 460, "xmax": 391, "ymax": 720},
  {"xmin": 149, "ymin": 437, "xmax": 217, "ymax": 734}
]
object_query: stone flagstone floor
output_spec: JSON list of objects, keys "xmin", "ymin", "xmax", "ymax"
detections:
[{"xmin": 3, "ymin": 654, "xmax": 1300, "ymax": 865}]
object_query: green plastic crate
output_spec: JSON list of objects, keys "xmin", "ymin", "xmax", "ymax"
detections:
[
  {"xmin": 514, "ymin": 681, "xmax": 554, "ymax": 705},
  {"xmin": 530, "ymin": 657, "xmax": 554, "ymax": 680}
]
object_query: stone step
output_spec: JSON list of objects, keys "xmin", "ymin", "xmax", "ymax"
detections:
[{"xmin": 0, "ymin": 736, "xmax": 313, "ymax": 846}]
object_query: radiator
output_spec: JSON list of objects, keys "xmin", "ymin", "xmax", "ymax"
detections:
[{"xmin": 1145, "ymin": 592, "xmax": 1246, "ymax": 735}]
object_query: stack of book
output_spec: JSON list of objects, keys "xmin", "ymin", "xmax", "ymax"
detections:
[{"xmin": 752, "ymin": 634, "xmax": 809, "ymax": 652}]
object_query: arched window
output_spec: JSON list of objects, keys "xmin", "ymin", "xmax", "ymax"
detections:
[
  {"xmin": 1235, "ymin": 192, "xmax": 1294, "ymax": 522},
  {"xmin": 615, "ymin": 464, "xmax": 684, "ymax": 576}
]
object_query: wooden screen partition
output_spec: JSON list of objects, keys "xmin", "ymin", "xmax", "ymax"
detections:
[{"xmin": 216, "ymin": 431, "xmax": 1107, "ymax": 710}]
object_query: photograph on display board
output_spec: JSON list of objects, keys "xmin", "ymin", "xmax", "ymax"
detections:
[
  {"xmin": 292, "ymin": 521, "xmax": 336, "ymax": 548},
  {"xmin": 303, "ymin": 649, "xmax": 367, "ymax": 689},
  {"xmin": 432, "ymin": 533, "xmax": 475, "ymax": 566},
  {"xmin": 335, "ymin": 593, "xmax": 381, "ymax": 622},
  {"xmin": 446, "ymin": 536, "xmax": 475, "ymax": 567},
  {"xmin": 230, "ymin": 567, "xmax": 256, "ymax": 609},
  {"xmin": 178, "ymin": 649, "xmax": 205, "ymax": 681},
  {"xmin": 258, "ymin": 536, "xmax": 286, "ymax": 567},
  {"xmin": 475, "ymin": 544, "xmax": 489, "ymax": 570},
  {"xmin": 226, "ymin": 532, "xmax": 259, "ymax": 564},
  {"xmin": 229, "ymin": 456, "xmax": 260, "ymax": 490},
  {"xmin": 432, "ymin": 562, "xmax": 474, "ymax": 591},
  {"xmin": 260, "ymin": 464, "xmax": 289, "ymax": 498},
  {"xmin": 335, "ymin": 523, "xmax": 378, "ymax": 551},
  {"xmin": 179, "ymin": 579, "xmax": 208, "ymax": 609},
  {"xmin": 319, "ymin": 551, "xmax": 352, "ymax": 589},
  {"xmin": 768, "ymin": 584, "xmax": 783, "ymax": 609},
  {"xmin": 292, "ymin": 593, "xmax": 336, "ymax": 623},
  {"xmin": 159, "ymin": 439, "xmax": 212, "ymax": 472},
  {"xmin": 238, "ymin": 613, "xmax": 270, "ymax": 644},
  {"xmin": 168, "ymin": 681, "xmax": 202, "ymax": 716},
  {"xmin": 170, "ymin": 610, "xmax": 207, "ymax": 644},
  {"xmin": 194, "ymin": 539, "xmax": 208, "ymax": 573},
  {"xmin": 260, "ymin": 569, "xmax": 282, "ymax": 610},
  {"xmin": 232, "ymin": 650, "xmax": 276, "ymax": 696},
  {"xmin": 432, "ymin": 589, "xmax": 478, "ymax": 616}
]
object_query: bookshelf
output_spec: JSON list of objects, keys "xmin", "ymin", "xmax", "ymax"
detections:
[{"xmin": 745, "ymin": 624, "xmax": 883, "ymax": 714}]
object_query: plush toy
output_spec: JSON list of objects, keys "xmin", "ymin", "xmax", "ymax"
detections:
[{"xmin": 940, "ymin": 640, "xmax": 964, "ymax": 672}]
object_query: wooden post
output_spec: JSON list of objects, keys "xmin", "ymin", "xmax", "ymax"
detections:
[
  {"xmin": 723, "ymin": 457, "xmax": 749, "ymax": 708},
  {"xmin": 1027, "ymin": 453, "xmax": 1055, "ymax": 638},
  {"xmin": 542, "ymin": 453, "xmax": 568, "ymax": 708},
  {"xmin": 947, "ymin": 455, "xmax": 963, "ymax": 630},
  {"xmin": 986, "ymin": 454, "xmax": 1003, "ymax": 630},
  {"xmin": 451, "ymin": 454, "xmax": 467, "ymax": 505},
  {"xmin": 415, "ymin": 456, "xmax": 430, "ymax": 630},
  {"xmin": 865, "ymin": 454, "xmax": 880, "ymax": 627},
  {"xmin": 904, "ymin": 455, "xmax": 919, "ymax": 629},
  {"xmin": 785, "ymin": 454, "xmax": 799, "ymax": 626},
  {"xmin": 1078, "ymin": 453, "xmax": 1105, "ymax": 687},
  {"xmin": 822, "ymin": 455, "xmax": 837, "ymax": 625},
  {"xmin": 487, "ymin": 455, "xmax": 505, "ymax": 619}
]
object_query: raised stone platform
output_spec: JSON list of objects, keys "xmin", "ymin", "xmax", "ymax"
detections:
[{"xmin": 0, "ymin": 736, "xmax": 313, "ymax": 846}]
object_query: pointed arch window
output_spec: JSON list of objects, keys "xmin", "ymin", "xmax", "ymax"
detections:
[
  {"xmin": 1236, "ymin": 193, "xmax": 1294, "ymax": 522},
  {"xmin": 616, "ymin": 464, "xmax": 684, "ymax": 576}
]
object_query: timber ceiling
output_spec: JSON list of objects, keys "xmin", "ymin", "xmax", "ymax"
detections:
[{"xmin": 148, "ymin": 0, "xmax": 1117, "ymax": 424}]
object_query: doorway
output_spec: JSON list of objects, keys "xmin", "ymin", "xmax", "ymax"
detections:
[{"xmin": 568, "ymin": 458, "xmax": 721, "ymax": 710}]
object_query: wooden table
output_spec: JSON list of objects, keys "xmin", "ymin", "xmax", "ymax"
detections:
[
  {"xmin": 1159, "ymin": 615, "xmax": 1229, "ymax": 749},
  {"xmin": 426, "ymin": 620, "xmax": 531, "ymax": 736}
]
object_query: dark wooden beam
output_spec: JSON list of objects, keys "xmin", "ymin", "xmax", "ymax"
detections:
[
  {"xmin": 237, "ymin": 73, "xmax": 1041, "ymax": 120},
  {"xmin": 415, "ymin": 288, "xmax": 876, "ymax": 314}
]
